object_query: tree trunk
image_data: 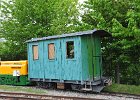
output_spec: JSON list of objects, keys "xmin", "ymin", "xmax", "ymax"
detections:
[{"xmin": 115, "ymin": 65, "xmax": 120, "ymax": 84}]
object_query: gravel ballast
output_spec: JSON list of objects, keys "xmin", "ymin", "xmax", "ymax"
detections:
[{"xmin": 0, "ymin": 86, "xmax": 139, "ymax": 100}]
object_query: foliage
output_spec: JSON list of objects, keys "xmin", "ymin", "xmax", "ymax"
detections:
[
  {"xmin": 0, "ymin": 0, "xmax": 79, "ymax": 60},
  {"xmin": 103, "ymin": 84, "xmax": 140, "ymax": 95},
  {"xmin": 82, "ymin": 0, "xmax": 140, "ymax": 85},
  {"xmin": 1, "ymin": 0, "xmax": 140, "ymax": 86}
]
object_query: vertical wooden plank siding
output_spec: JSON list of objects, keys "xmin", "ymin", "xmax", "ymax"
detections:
[
  {"xmin": 96, "ymin": 36, "xmax": 102, "ymax": 78},
  {"xmin": 81, "ymin": 35, "xmax": 102, "ymax": 81},
  {"xmin": 81, "ymin": 36, "xmax": 89, "ymax": 80},
  {"xmin": 92, "ymin": 36, "xmax": 102, "ymax": 79},
  {"xmin": 28, "ymin": 36, "xmax": 84, "ymax": 81},
  {"xmin": 43, "ymin": 39, "xmax": 60, "ymax": 79},
  {"xmin": 39, "ymin": 41, "xmax": 45, "ymax": 79},
  {"xmin": 87, "ymin": 36, "xmax": 94, "ymax": 79},
  {"xmin": 28, "ymin": 43, "xmax": 38, "ymax": 78},
  {"xmin": 27, "ymin": 43, "xmax": 31, "ymax": 79},
  {"xmin": 27, "ymin": 31, "xmax": 106, "ymax": 82},
  {"xmin": 28, "ymin": 41, "xmax": 45, "ymax": 79},
  {"xmin": 61, "ymin": 36, "xmax": 81, "ymax": 80},
  {"xmin": 92, "ymin": 36, "xmax": 96, "ymax": 78}
]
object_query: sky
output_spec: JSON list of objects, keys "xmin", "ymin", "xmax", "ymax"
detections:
[{"xmin": 79, "ymin": 0, "xmax": 85, "ymax": 4}]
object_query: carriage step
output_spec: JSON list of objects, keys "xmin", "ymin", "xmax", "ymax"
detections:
[
  {"xmin": 81, "ymin": 86, "xmax": 104, "ymax": 92},
  {"xmin": 92, "ymin": 86, "xmax": 104, "ymax": 93},
  {"xmin": 81, "ymin": 88, "xmax": 92, "ymax": 91}
]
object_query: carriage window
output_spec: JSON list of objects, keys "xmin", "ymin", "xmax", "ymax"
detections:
[
  {"xmin": 32, "ymin": 45, "xmax": 39, "ymax": 60},
  {"xmin": 66, "ymin": 41, "xmax": 74, "ymax": 59},
  {"xmin": 48, "ymin": 43, "xmax": 55, "ymax": 60}
]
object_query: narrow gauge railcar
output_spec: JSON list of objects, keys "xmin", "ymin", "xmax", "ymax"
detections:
[
  {"xmin": 0, "ymin": 60, "xmax": 29, "ymax": 85},
  {"xmin": 27, "ymin": 29, "xmax": 111, "ymax": 92}
]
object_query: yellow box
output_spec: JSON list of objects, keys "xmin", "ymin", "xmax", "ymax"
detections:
[{"xmin": 0, "ymin": 60, "xmax": 28, "ymax": 75}]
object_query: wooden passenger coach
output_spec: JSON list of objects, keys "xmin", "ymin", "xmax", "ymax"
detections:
[{"xmin": 27, "ymin": 29, "xmax": 111, "ymax": 92}]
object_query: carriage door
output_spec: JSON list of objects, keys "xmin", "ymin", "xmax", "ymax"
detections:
[
  {"xmin": 92, "ymin": 36, "xmax": 102, "ymax": 80},
  {"xmin": 29, "ymin": 42, "xmax": 44, "ymax": 79}
]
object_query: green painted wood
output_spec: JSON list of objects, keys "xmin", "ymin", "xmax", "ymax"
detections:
[
  {"xmin": 81, "ymin": 35, "xmax": 102, "ymax": 81},
  {"xmin": 87, "ymin": 36, "xmax": 94, "ymax": 79},
  {"xmin": 81, "ymin": 36, "xmax": 89, "ymax": 80},
  {"xmin": 92, "ymin": 36, "xmax": 102, "ymax": 79},
  {"xmin": 0, "ymin": 75, "xmax": 29, "ymax": 85}
]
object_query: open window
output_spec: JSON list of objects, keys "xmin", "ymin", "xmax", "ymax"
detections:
[
  {"xmin": 32, "ymin": 45, "xmax": 39, "ymax": 60},
  {"xmin": 66, "ymin": 41, "xmax": 74, "ymax": 59},
  {"xmin": 48, "ymin": 43, "xmax": 55, "ymax": 60}
]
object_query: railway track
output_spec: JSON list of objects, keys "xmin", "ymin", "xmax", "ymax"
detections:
[
  {"xmin": 100, "ymin": 92, "xmax": 140, "ymax": 99},
  {"xmin": 0, "ymin": 91, "xmax": 139, "ymax": 100},
  {"xmin": 24, "ymin": 86, "xmax": 140, "ymax": 100},
  {"xmin": 0, "ymin": 92, "xmax": 102, "ymax": 100},
  {"xmin": 42, "ymin": 87, "xmax": 140, "ymax": 100}
]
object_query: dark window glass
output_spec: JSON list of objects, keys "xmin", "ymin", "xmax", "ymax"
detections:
[{"xmin": 66, "ymin": 41, "xmax": 74, "ymax": 59}]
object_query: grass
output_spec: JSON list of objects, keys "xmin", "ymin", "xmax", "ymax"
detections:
[
  {"xmin": 0, "ymin": 84, "xmax": 139, "ymax": 95},
  {"xmin": 103, "ymin": 84, "xmax": 140, "ymax": 95},
  {"xmin": 0, "ymin": 85, "xmax": 47, "ymax": 94}
]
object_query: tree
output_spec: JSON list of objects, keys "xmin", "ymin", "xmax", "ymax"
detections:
[
  {"xmin": 0, "ymin": 0, "xmax": 79, "ymax": 60},
  {"xmin": 82, "ymin": 0, "xmax": 140, "ymax": 85}
]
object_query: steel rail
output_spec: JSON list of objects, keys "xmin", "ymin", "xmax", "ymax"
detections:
[
  {"xmin": 25, "ymin": 86, "xmax": 140, "ymax": 99},
  {"xmin": 0, "ymin": 91, "xmax": 102, "ymax": 100},
  {"xmin": 100, "ymin": 92, "xmax": 140, "ymax": 99}
]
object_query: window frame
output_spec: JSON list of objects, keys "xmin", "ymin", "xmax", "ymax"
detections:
[
  {"xmin": 48, "ymin": 43, "xmax": 55, "ymax": 60},
  {"xmin": 32, "ymin": 45, "xmax": 39, "ymax": 60},
  {"xmin": 66, "ymin": 41, "xmax": 74, "ymax": 59}
]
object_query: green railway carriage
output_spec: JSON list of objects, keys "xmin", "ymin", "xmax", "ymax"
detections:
[
  {"xmin": 0, "ymin": 60, "xmax": 29, "ymax": 85},
  {"xmin": 27, "ymin": 29, "xmax": 112, "ymax": 92}
]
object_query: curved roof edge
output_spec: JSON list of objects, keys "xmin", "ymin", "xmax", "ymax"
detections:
[{"xmin": 26, "ymin": 29, "xmax": 111, "ymax": 43}]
